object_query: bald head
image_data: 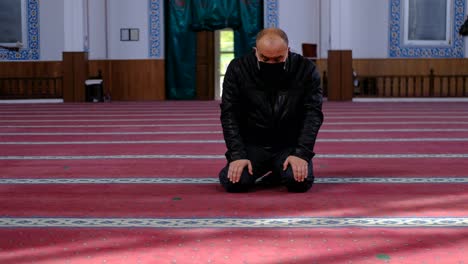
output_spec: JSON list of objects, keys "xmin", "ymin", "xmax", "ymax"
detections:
[
  {"xmin": 256, "ymin": 28, "xmax": 289, "ymax": 46},
  {"xmin": 255, "ymin": 28, "xmax": 289, "ymax": 63}
]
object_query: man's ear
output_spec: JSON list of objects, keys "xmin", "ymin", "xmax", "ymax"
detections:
[
  {"xmin": 253, "ymin": 47, "xmax": 260, "ymax": 60},
  {"xmin": 253, "ymin": 47, "xmax": 261, "ymax": 70}
]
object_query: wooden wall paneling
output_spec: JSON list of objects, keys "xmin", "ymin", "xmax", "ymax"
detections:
[
  {"xmin": 315, "ymin": 59, "xmax": 327, "ymax": 76},
  {"xmin": 62, "ymin": 53, "xmax": 74, "ymax": 102},
  {"xmin": 0, "ymin": 61, "xmax": 62, "ymax": 78},
  {"xmin": 456, "ymin": 77, "xmax": 465, "ymax": 96},
  {"xmin": 352, "ymin": 59, "xmax": 468, "ymax": 77},
  {"xmin": 63, "ymin": 52, "xmax": 88, "ymax": 102},
  {"xmin": 314, "ymin": 59, "xmax": 327, "ymax": 96},
  {"xmin": 407, "ymin": 77, "xmax": 414, "ymax": 97},
  {"xmin": 0, "ymin": 61, "xmax": 63, "ymax": 99},
  {"xmin": 196, "ymin": 31, "xmax": 215, "ymax": 100},
  {"xmin": 327, "ymin": 50, "xmax": 353, "ymax": 101},
  {"xmin": 348, "ymin": 58, "xmax": 468, "ymax": 98},
  {"xmin": 327, "ymin": 51, "xmax": 341, "ymax": 101},
  {"xmin": 73, "ymin": 52, "xmax": 88, "ymax": 102},
  {"xmin": 340, "ymin": 51, "xmax": 353, "ymax": 100},
  {"xmin": 111, "ymin": 61, "xmax": 126, "ymax": 100},
  {"xmin": 88, "ymin": 60, "xmax": 165, "ymax": 101},
  {"xmin": 145, "ymin": 60, "xmax": 165, "ymax": 100},
  {"xmin": 4, "ymin": 57, "xmax": 467, "ymax": 100},
  {"xmin": 423, "ymin": 78, "xmax": 430, "ymax": 97},
  {"xmin": 153, "ymin": 59, "xmax": 165, "ymax": 100}
]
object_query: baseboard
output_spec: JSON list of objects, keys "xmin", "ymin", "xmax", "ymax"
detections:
[{"xmin": 0, "ymin": 99, "xmax": 64, "ymax": 104}]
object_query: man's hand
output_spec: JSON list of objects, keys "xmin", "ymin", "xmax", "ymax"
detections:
[
  {"xmin": 228, "ymin": 159, "xmax": 253, "ymax": 183},
  {"xmin": 283, "ymin": 156, "xmax": 308, "ymax": 182}
]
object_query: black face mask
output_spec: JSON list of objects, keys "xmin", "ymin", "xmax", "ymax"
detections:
[{"xmin": 258, "ymin": 61, "xmax": 287, "ymax": 82}]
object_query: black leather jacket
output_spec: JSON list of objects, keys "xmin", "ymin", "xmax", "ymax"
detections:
[{"xmin": 220, "ymin": 51, "xmax": 324, "ymax": 162}]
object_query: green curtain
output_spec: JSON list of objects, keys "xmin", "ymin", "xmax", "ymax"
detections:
[
  {"xmin": 166, "ymin": 0, "xmax": 197, "ymax": 99},
  {"xmin": 234, "ymin": 0, "xmax": 263, "ymax": 58},
  {"xmin": 166, "ymin": 0, "xmax": 263, "ymax": 99},
  {"xmin": 190, "ymin": 0, "xmax": 240, "ymax": 31}
]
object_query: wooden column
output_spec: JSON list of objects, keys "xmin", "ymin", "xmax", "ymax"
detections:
[
  {"xmin": 327, "ymin": 50, "xmax": 353, "ymax": 101},
  {"xmin": 63, "ymin": 52, "xmax": 88, "ymax": 102}
]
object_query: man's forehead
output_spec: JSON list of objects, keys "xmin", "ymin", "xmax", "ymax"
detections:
[
  {"xmin": 257, "ymin": 38, "xmax": 287, "ymax": 49},
  {"xmin": 257, "ymin": 46, "xmax": 288, "ymax": 58}
]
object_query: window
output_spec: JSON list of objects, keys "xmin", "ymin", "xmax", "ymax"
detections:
[
  {"xmin": 403, "ymin": 0, "xmax": 452, "ymax": 46},
  {"xmin": 0, "ymin": 0, "xmax": 27, "ymax": 48},
  {"xmin": 215, "ymin": 29, "xmax": 235, "ymax": 99}
]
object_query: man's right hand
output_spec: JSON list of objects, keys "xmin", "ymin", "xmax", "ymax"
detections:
[{"xmin": 228, "ymin": 159, "xmax": 253, "ymax": 183}]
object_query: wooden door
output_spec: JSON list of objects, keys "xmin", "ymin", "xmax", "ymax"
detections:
[{"xmin": 195, "ymin": 31, "xmax": 215, "ymax": 100}]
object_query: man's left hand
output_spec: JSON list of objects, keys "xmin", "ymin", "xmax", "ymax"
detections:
[{"xmin": 283, "ymin": 156, "xmax": 308, "ymax": 182}]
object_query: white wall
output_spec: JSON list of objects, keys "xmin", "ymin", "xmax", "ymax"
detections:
[
  {"xmin": 39, "ymin": 0, "xmax": 151, "ymax": 60},
  {"xmin": 320, "ymin": 0, "xmax": 466, "ymax": 58},
  {"xmin": 32, "ymin": 0, "xmax": 468, "ymax": 60},
  {"xmin": 319, "ymin": 0, "xmax": 330, "ymax": 58},
  {"xmin": 330, "ymin": 0, "xmax": 388, "ymax": 58},
  {"xmin": 349, "ymin": 0, "xmax": 388, "ymax": 58},
  {"xmin": 278, "ymin": 0, "xmax": 320, "ymax": 55},
  {"xmin": 63, "ymin": 0, "xmax": 85, "ymax": 52},
  {"xmin": 39, "ymin": 0, "xmax": 64, "ymax": 61},
  {"xmin": 278, "ymin": 0, "xmax": 388, "ymax": 59},
  {"xmin": 107, "ymin": 0, "xmax": 149, "ymax": 59},
  {"xmin": 88, "ymin": 0, "xmax": 107, "ymax": 59},
  {"xmin": 321, "ymin": 0, "xmax": 388, "ymax": 58}
]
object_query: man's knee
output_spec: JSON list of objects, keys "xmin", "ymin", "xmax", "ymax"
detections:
[{"xmin": 219, "ymin": 166, "xmax": 255, "ymax": 193}]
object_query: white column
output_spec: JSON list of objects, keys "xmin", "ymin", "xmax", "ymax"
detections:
[
  {"xmin": 319, "ymin": 0, "xmax": 330, "ymax": 57},
  {"xmin": 39, "ymin": 0, "xmax": 65, "ymax": 60},
  {"xmin": 88, "ymin": 0, "xmax": 107, "ymax": 59},
  {"xmin": 63, "ymin": 0, "xmax": 85, "ymax": 52},
  {"xmin": 328, "ymin": 0, "xmax": 353, "ymax": 51}
]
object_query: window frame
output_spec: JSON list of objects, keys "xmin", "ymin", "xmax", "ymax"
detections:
[
  {"xmin": 215, "ymin": 29, "xmax": 235, "ymax": 100},
  {"xmin": 402, "ymin": 0, "xmax": 452, "ymax": 46},
  {"xmin": 0, "ymin": 0, "xmax": 28, "ymax": 48}
]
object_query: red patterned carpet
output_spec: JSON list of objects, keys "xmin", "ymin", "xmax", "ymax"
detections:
[{"xmin": 0, "ymin": 101, "xmax": 467, "ymax": 264}]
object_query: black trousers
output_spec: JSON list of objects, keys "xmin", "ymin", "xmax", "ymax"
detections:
[{"xmin": 219, "ymin": 145, "xmax": 314, "ymax": 193}]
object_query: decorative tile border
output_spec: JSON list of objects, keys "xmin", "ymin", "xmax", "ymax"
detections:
[
  {"xmin": 316, "ymin": 177, "xmax": 468, "ymax": 184},
  {"xmin": 1, "ymin": 217, "xmax": 467, "ymax": 228},
  {"xmin": 149, "ymin": 0, "xmax": 162, "ymax": 58},
  {"xmin": 265, "ymin": 0, "xmax": 279, "ymax": 28},
  {"xmin": 0, "ymin": 0, "xmax": 40, "ymax": 61},
  {"xmin": 389, "ymin": 0, "xmax": 466, "ymax": 58},
  {"xmin": 0, "ymin": 177, "xmax": 466, "ymax": 185}
]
